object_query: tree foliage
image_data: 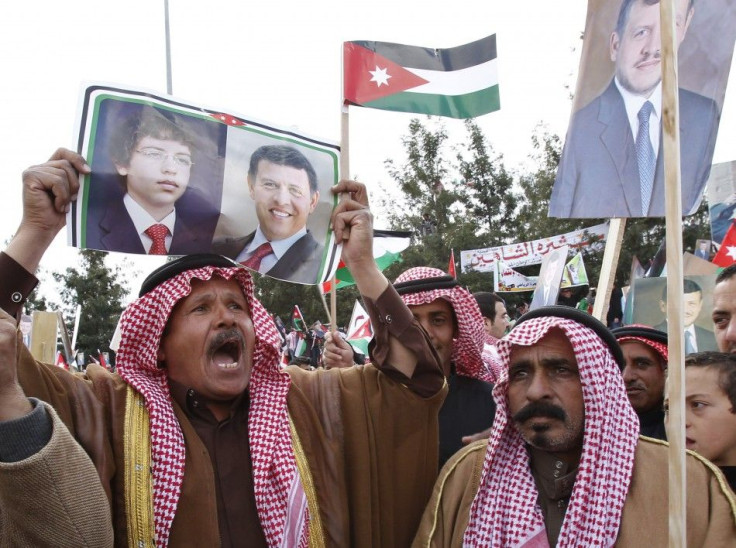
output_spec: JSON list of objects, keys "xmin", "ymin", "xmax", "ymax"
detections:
[
  {"xmin": 52, "ymin": 250, "xmax": 129, "ymax": 362},
  {"xmin": 243, "ymin": 116, "xmax": 714, "ymax": 330}
]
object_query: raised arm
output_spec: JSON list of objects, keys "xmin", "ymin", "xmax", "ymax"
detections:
[
  {"xmin": 5, "ymin": 148, "xmax": 89, "ymax": 274},
  {"xmin": 331, "ymin": 181, "xmax": 441, "ymax": 386},
  {"xmin": 0, "ymin": 149, "xmax": 88, "ymax": 418}
]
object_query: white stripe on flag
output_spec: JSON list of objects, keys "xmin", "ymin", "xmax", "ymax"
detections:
[
  {"xmin": 374, "ymin": 236, "xmax": 411, "ymax": 255},
  {"xmin": 406, "ymin": 58, "xmax": 498, "ymax": 96}
]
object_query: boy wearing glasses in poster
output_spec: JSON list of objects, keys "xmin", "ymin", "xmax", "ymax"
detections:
[{"xmin": 86, "ymin": 106, "xmax": 217, "ymax": 255}]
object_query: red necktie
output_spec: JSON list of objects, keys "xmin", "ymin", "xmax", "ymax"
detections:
[
  {"xmin": 241, "ymin": 242, "xmax": 273, "ymax": 271},
  {"xmin": 144, "ymin": 224, "xmax": 170, "ymax": 255}
]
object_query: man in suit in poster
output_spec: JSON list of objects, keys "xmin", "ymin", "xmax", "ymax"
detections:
[
  {"xmin": 654, "ymin": 278, "xmax": 718, "ymax": 353},
  {"xmin": 212, "ymin": 145, "xmax": 324, "ymax": 284},
  {"xmin": 530, "ymin": 249, "xmax": 566, "ymax": 310},
  {"xmin": 86, "ymin": 106, "xmax": 218, "ymax": 255},
  {"xmin": 549, "ymin": 0, "xmax": 719, "ymax": 218}
]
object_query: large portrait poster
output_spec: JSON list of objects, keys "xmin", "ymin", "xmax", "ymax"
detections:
[
  {"xmin": 548, "ymin": 0, "xmax": 736, "ymax": 219},
  {"xmin": 630, "ymin": 275, "xmax": 718, "ymax": 351},
  {"xmin": 70, "ymin": 85, "xmax": 340, "ymax": 285}
]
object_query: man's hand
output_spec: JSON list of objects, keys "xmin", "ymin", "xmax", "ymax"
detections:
[
  {"xmin": 322, "ymin": 331, "xmax": 354, "ymax": 370},
  {"xmin": 331, "ymin": 181, "xmax": 387, "ymax": 299},
  {"xmin": 0, "ymin": 308, "xmax": 32, "ymax": 421},
  {"xmin": 7, "ymin": 148, "xmax": 90, "ymax": 273}
]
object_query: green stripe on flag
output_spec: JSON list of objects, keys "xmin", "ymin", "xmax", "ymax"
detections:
[
  {"xmin": 334, "ymin": 251, "xmax": 403, "ymax": 290},
  {"xmin": 347, "ymin": 338, "xmax": 370, "ymax": 356},
  {"xmin": 362, "ymin": 85, "xmax": 500, "ymax": 119},
  {"xmin": 295, "ymin": 337, "xmax": 308, "ymax": 358}
]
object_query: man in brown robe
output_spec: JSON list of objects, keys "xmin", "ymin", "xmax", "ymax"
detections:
[
  {"xmin": 0, "ymin": 149, "xmax": 445, "ymax": 547},
  {"xmin": 414, "ymin": 306, "xmax": 736, "ymax": 547}
]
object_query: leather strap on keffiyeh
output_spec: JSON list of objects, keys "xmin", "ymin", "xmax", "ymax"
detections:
[
  {"xmin": 394, "ymin": 267, "xmax": 489, "ymax": 381},
  {"xmin": 464, "ymin": 316, "xmax": 639, "ymax": 547},
  {"xmin": 116, "ymin": 265, "xmax": 308, "ymax": 547}
]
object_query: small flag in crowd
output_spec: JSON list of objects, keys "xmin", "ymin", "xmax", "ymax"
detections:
[
  {"xmin": 292, "ymin": 306, "xmax": 307, "ymax": 332},
  {"xmin": 55, "ymin": 351, "xmax": 69, "ymax": 370},
  {"xmin": 294, "ymin": 333, "xmax": 309, "ymax": 359},
  {"xmin": 713, "ymin": 221, "xmax": 736, "ymax": 267},
  {"xmin": 344, "ymin": 34, "xmax": 499, "ymax": 119},
  {"xmin": 448, "ymin": 249, "xmax": 457, "ymax": 279},
  {"xmin": 98, "ymin": 349, "xmax": 108, "ymax": 370},
  {"xmin": 346, "ymin": 301, "xmax": 373, "ymax": 357}
]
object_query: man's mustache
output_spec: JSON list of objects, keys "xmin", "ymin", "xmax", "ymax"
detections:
[
  {"xmin": 208, "ymin": 328, "xmax": 246, "ymax": 354},
  {"xmin": 625, "ymin": 380, "xmax": 646, "ymax": 391},
  {"xmin": 513, "ymin": 401, "xmax": 567, "ymax": 423}
]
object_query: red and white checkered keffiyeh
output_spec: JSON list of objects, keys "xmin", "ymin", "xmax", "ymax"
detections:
[
  {"xmin": 615, "ymin": 324, "xmax": 668, "ymax": 364},
  {"xmin": 116, "ymin": 266, "xmax": 308, "ymax": 547},
  {"xmin": 395, "ymin": 267, "xmax": 490, "ymax": 381},
  {"xmin": 464, "ymin": 316, "xmax": 639, "ymax": 547}
]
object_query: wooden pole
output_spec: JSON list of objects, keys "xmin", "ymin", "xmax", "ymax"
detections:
[
  {"xmin": 592, "ymin": 218, "xmax": 626, "ymax": 322},
  {"xmin": 57, "ymin": 311, "xmax": 74, "ymax": 365},
  {"xmin": 332, "ymin": 103, "xmax": 350, "ymax": 331},
  {"xmin": 660, "ymin": 0, "xmax": 686, "ymax": 545}
]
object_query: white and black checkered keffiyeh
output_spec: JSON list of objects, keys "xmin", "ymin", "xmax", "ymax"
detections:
[
  {"xmin": 116, "ymin": 265, "xmax": 308, "ymax": 547},
  {"xmin": 463, "ymin": 316, "xmax": 639, "ymax": 547}
]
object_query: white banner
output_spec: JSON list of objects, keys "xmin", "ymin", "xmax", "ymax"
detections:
[
  {"xmin": 461, "ymin": 222, "xmax": 608, "ymax": 272},
  {"xmin": 494, "ymin": 260, "xmax": 538, "ymax": 293}
]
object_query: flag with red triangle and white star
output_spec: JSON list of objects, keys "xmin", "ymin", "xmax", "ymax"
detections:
[
  {"xmin": 713, "ymin": 221, "xmax": 736, "ymax": 267},
  {"xmin": 343, "ymin": 35, "xmax": 500, "ymax": 119},
  {"xmin": 346, "ymin": 300, "xmax": 373, "ymax": 356}
]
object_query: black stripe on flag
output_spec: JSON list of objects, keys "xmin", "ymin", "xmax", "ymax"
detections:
[{"xmin": 350, "ymin": 34, "xmax": 496, "ymax": 72}]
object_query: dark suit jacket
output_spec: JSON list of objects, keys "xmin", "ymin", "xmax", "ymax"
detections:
[
  {"xmin": 653, "ymin": 321, "xmax": 719, "ymax": 352},
  {"xmin": 550, "ymin": 81, "xmax": 720, "ymax": 218},
  {"xmin": 85, "ymin": 190, "xmax": 218, "ymax": 255},
  {"xmin": 211, "ymin": 230, "xmax": 324, "ymax": 284}
]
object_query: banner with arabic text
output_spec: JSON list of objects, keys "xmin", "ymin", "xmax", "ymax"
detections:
[{"xmin": 461, "ymin": 222, "xmax": 608, "ymax": 272}]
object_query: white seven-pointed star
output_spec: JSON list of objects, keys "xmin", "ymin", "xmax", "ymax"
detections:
[
  {"xmin": 726, "ymin": 246, "xmax": 736, "ymax": 260},
  {"xmin": 369, "ymin": 66, "xmax": 391, "ymax": 87}
]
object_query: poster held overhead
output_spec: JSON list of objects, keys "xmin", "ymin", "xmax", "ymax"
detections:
[{"xmin": 70, "ymin": 84, "xmax": 341, "ymax": 286}]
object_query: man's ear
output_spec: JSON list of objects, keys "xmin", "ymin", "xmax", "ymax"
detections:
[
  {"xmin": 610, "ymin": 32, "xmax": 620, "ymax": 62},
  {"xmin": 157, "ymin": 347, "xmax": 166, "ymax": 365},
  {"xmin": 308, "ymin": 190, "xmax": 320, "ymax": 213},
  {"xmin": 115, "ymin": 163, "xmax": 128, "ymax": 177},
  {"xmin": 247, "ymin": 175, "xmax": 256, "ymax": 200}
]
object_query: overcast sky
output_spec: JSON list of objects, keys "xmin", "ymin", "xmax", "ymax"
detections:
[{"xmin": 2, "ymin": 0, "xmax": 734, "ymax": 300}]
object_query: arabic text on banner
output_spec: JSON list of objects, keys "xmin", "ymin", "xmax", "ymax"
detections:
[{"xmin": 461, "ymin": 222, "xmax": 608, "ymax": 272}]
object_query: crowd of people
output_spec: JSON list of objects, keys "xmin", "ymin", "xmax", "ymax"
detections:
[{"xmin": 0, "ymin": 148, "xmax": 735, "ymax": 546}]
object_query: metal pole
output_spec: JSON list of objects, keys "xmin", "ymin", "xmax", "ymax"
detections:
[{"xmin": 164, "ymin": 0, "xmax": 173, "ymax": 94}]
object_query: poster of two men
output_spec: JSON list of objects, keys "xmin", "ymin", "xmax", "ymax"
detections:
[{"xmin": 70, "ymin": 85, "xmax": 340, "ymax": 285}]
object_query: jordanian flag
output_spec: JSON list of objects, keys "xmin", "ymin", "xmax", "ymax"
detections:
[
  {"xmin": 292, "ymin": 306, "xmax": 307, "ymax": 332},
  {"xmin": 343, "ymin": 34, "xmax": 499, "ymax": 119},
  {"xmin": 321, "ymin": 230, "xmax": 412, "ymax": 293},
  {"xmin": 346, "ymin": 300, "xmax": 373, "ymax": 357}
]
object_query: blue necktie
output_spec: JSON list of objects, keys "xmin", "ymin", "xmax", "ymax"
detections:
[
  {"xmin": 636, "ymin": 101, "xmax": 656, "ymax": 215},
  {"xmin": 685, "ymin": 330, "xmax": 696, "ymax": 355}
]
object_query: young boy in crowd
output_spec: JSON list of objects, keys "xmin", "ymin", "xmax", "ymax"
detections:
[{"xmin": 673, "ymin": 352, "xmax": 736, "ymax": 491}]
